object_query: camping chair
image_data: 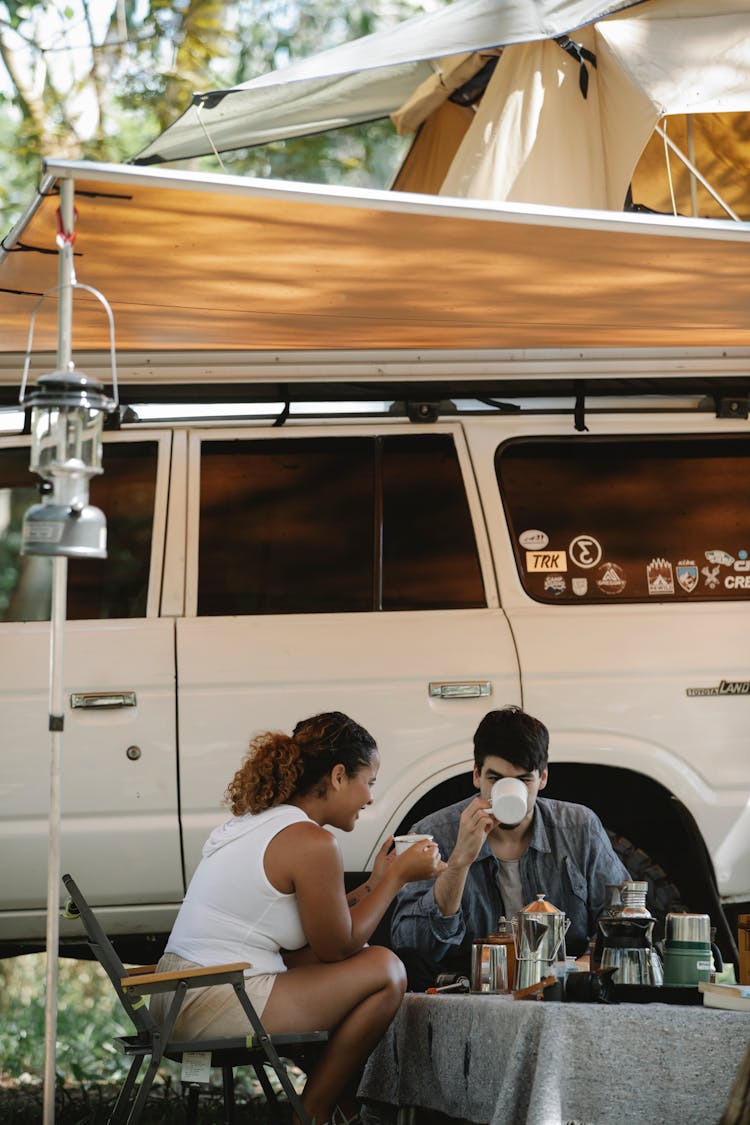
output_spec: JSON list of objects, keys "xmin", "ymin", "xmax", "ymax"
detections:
[{"xmin": 62, "ymin": 873, "xmax": 328, "ymax": 1125}]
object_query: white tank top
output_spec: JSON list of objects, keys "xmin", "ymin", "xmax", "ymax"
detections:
[{"xmin": 167, "ymin": 804, "xmax": 311, "ymax": 975}]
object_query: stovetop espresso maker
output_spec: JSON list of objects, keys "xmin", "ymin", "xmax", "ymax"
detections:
[{"xmin": 598, "ymin": 880, "xmax": 663, "ymax": 985}]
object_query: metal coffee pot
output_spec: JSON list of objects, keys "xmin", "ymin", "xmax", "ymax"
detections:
[
  {"xmin": 598, "ymin": 880, "xmax": 663, "ymax": 986},
  {"xmin": 512, "ymin": 894, "xmax": 570, "ymax": 989},
  {"xmin": 470, "ymin": 916, "xmax": 516, "ymax": 993}
]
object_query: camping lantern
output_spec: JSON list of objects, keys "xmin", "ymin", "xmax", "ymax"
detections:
[{"xmin": 22, "ymin": 361, "xmax": 115, "ymax": 558}]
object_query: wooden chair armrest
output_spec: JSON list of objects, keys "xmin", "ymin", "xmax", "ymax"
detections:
[
  {"xmin": 125, "ymin": 964, "xmax": 158, "ymax": 976},
  {"xmin": 122, "ymin": 961, "xmax": 252, "ymax": 994}
]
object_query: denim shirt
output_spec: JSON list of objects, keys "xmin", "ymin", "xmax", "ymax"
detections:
[{"xmin": 390, "ymin": 795, "xmax": 629, "ymax": 961}]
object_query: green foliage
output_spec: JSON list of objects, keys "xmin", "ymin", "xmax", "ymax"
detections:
[
  {"xmin": 0, "ymin": 953, "xmax": 305, "ymax": 1120},
  {"xmin": 0, "ymin": 954, "xmax": 130, "ymax": 1083},
  {"xmin": 0, "ymin": 0, "xmax": 450, "ymax": 232}
]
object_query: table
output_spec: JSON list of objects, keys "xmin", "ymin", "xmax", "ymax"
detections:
[{"xmin": 358, "ymin": 993, "xmax": 749, "ymax": 1125}]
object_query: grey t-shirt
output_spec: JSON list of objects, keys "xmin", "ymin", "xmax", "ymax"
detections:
[{"xmin": 495, "ymin": 857, "xmax": 524, "ymax": 919}]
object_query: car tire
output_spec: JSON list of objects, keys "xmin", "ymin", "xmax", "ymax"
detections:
[{"xmin": 606, "ymin": 830, "xmax": 685, "ymax": 939}]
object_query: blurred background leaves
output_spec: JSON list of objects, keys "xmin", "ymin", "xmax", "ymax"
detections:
[{"xmin": 0, "ymin": 0, "xmax": 450, "ymax": 230}]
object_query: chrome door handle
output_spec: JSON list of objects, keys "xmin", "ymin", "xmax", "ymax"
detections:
[
  {"xmin": 70, "ymin": 691, "xmax": 137, "ymax": 709},
  {"xmin": 429, "ymin": 681, "xmax": 492, "ymax": 699}
]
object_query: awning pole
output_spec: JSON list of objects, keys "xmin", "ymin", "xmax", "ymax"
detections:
[{"xmin": 42, "ymin": 175, "xmax": 75, "ymax": 1125}]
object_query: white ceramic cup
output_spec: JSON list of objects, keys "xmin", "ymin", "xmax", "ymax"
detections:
[
  {"xmin": 393, "ymin": 833, "xmax": 434, "ymax": 856},
  {"xmin": 490, "ymin": 777, "xmax": 528, "ymax": 825}
]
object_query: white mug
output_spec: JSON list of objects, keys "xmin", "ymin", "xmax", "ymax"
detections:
[
  {"xmin": 393, "ymin": 833, "xmax": 434, "ymax": 856},
  {"xmin": 490, "ymin": 777, "xmax": 527, "ymax": 825}
]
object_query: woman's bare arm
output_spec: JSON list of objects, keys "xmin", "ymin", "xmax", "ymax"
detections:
[{"xmin": 266, "ymin": 822, "xmax": 443, "ymax": 960}]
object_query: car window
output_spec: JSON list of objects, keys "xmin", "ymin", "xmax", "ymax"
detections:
[
  {"xmin": 198, "ymin": 433, "xmax": 485, "ymax": 615},
  {"xmin": 496, "ymin": 435, "xmax": 750, "ymax": 603},
  {"xmin": 381, "ymin": 434, "xmax": 485, "ymax": 610},
  {"xmin": 0, "ymin": 442, "xmax": 158, "ymax": 621}
]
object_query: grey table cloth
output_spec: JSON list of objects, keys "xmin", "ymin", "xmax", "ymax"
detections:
[{"xmin": 358, "ymin": 993, "xmax": 749, "ymax": 1124}]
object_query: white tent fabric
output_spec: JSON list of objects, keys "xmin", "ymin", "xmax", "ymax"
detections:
[
  {"xmin": 439, "ymin": 0, "xmax": 750, "ymax": 209},
  {"xmin": 440, "ymin": 30, "xmax": 614, "ymax": 207},
  {"xmin": 134, "ymin": 0, "xmax": 644, "ymax": 164}
]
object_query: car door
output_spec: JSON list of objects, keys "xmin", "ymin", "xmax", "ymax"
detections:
[
  {"xmin": 176, "ymin": 422, "xmax": 521, "ymax": 877},
  {"xmin": 0, "ymin": 429, "xmax": 183, "ymax": 940}
]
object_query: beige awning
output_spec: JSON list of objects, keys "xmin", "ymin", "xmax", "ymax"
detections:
[{"xmin": 1, "ymin": 161, "xmax": 749, "ymax": 385}]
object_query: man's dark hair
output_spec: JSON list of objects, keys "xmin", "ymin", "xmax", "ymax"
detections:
[{"xmin": 473, "ymin": 706, "xmax": 549, "ymax": 773}]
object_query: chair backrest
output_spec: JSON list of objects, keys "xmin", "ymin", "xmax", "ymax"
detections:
[{"xmin": 62, "ymin": 872, "xmax": 158, "ymax": 1037}]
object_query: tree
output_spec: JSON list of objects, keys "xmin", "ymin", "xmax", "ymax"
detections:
[{"xmin": 0, "ymin": 0, "xmax": 447, "ymax": 230}]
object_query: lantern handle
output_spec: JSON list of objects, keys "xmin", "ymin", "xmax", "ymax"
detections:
[{"xmin": 19, "ymin": 282, "xmax": 119, "ymax": 409}]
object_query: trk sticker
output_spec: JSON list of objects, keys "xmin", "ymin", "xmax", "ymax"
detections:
[
  {"xmin": 676, "ymin": 561, "xmax": 698, "ymax": 593},
  {"xmin": 526, "ymin": 550, "xmax": 567, "ymax": 572},
  {"xmin": 572, "ymin": 577, "xmax": 588, "ymax": 596},
  {"xmin": 595, "ymin": 562, "xmax": 626, "ymax": 595},
  {"xmin": 702, "ymin": 565, "xmax": 720, "ymax": 590},
  {"xmin": 647, "ymin": 558, "xmax": 675, "ymax": 595},
  {"xmin": 569, "ymin": 535, "xmax": 602, "ymax": 569},
  {"xmin": 544, "ymin": 575, "xmax": 566, "ymax": 595},
  {"xmin": 519, "ymin": 529, "xmax": 549, "ymax": 551},
  {"xmin": 705, "ymin": 549, "xmax": 735, "ymax": 567}
]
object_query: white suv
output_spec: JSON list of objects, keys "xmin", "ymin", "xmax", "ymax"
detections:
[{"xmin": 1, "ymin": 394, "xmax": 747, "ymax": 961}]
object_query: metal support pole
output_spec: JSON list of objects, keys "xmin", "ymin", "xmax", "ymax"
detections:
[
  {"xmin": 654, "ymin": 123, "xmax": 740, "ymax": 222},
  {"xmin": 42, "ymin": 557, "xmax": 67, "ymax": 1125},
  {"xmin": 42, "ymin": 175, "xmax": 75, "ymax": 1125},
  {"xmin": 686, "ymin": 115, "xmax": 698, "ymax": 219}
]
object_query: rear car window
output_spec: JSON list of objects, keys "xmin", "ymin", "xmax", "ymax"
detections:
[
  {"xmin": 198, "ymin": 433, "xmax": 485, "ymax": 615},
  {"xmin": 0, "ymin": 442, "xmax": 158, "ymax": 621},
  {"xmin": 496, "ymin": 435, "xmax": 750, "ymax": 603}
]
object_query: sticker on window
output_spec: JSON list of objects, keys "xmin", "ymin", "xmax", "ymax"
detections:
[
  {"xmin": 647, "ymin": 558, "xmax": 675, "ymax": 595},
  {"xmin": 569, "ymin": 535, "xmax": 602, "ymax": 570},
  {"xmin": 519, "ymin": 529, "xmax": 549, "ymax": 551},
  {"xmin": 526, "ymin": 550, "xmax": 567, "ymax": 572},
  {"xmin": 595, "ymin": 562, "xmax": 626, "ymax": 595},
  {"xmin": 544, "ymin": 575, "xmax": 566, "ymax": 595},
  {"xmin": 676, "ymin": 561, "xmax": 698, "ymax": 593},
  {"xmin": 705, "ymin": 549, "xmax": 734, "ymax": 566}
]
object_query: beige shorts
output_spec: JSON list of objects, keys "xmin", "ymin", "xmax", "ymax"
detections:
[{"xmin": 149, "ymin": 952, "xmax": 278, "ymax": 1039}]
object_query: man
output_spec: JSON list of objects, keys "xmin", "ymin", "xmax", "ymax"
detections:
[{"xmin": 390, "ymin": 705, "xmax": 629, "ymax": 988}]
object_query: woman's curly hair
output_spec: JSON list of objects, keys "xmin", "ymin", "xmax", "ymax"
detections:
[{"xmin": 225, "ymin": 711, "xmax": 377, "ymax": 815}]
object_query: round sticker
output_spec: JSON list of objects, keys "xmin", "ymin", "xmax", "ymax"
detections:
[
  {"xmin": 569, "ymin": 534, "xmax": 603, "ymax": 569},
  {"xmin": 519, "ymin": 529, "xmax": 549, "ymax": 551},
  {"xmin": 595, "ymin": 561, "xmax": 626, "ymax": 596}
]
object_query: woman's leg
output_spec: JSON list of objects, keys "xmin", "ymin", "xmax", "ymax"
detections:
[{"xmin": 260, "ymin": 945, "xmax": 406, "ymax": 1124}]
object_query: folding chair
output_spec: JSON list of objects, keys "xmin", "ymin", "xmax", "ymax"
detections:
[{"xmin": 62, "ymin": 873, "xmax": 328, "ymax": 1125}]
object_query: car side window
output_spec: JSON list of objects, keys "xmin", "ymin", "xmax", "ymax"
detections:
[
  {"xmin": 197, "ymin": 433, "xmax": 485, "ymax": 615},
  {"xmin": 381, "ymin": 434, "xmax": 485, "ymax": 610},
  {"xmin": 0, "ymin": 442, "xmax": 158, "ymax": 621},
  {"xmin": 496, "ymin": 435, "xmax": 750, "ymax": 603}
]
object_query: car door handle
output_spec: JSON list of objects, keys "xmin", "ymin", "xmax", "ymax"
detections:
[
  {"xmin": 428, "ymin": 681, "xmax": 492, "ymax": 699},
  {"xmin": 70, "ymin": 691, "xmax": 137, "ymax": 709}
]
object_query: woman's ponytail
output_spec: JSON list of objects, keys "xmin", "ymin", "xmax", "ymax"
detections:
[{"xmin": 225, "ymin": 732, "xmax": 303, "ymax": 814}]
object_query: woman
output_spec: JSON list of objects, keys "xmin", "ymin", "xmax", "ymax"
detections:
[{"xmin": 152, "ymin": 711, "xmax": 443, "ymax": 1125}]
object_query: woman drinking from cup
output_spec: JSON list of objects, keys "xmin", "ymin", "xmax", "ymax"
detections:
[{"xmin": 152, "ymin": 711, "xmax": 443, "ymax": 1125}]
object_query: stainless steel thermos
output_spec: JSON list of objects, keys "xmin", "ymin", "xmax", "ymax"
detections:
[{"xmin": 662, "ymin": 913, "xmax": 723, "ymax": 986}]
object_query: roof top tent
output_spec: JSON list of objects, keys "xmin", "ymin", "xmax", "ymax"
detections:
[
  {"xmin": 133, "ymin": 0, "xmax": 750, "ymax": 223},
  {"xmin": 2, "ymin": 0, "xmax": 750, "ymax": 411},
  {"xmin": 1, "ymin": 159, "xmax": 748, "ymax": 412}
]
